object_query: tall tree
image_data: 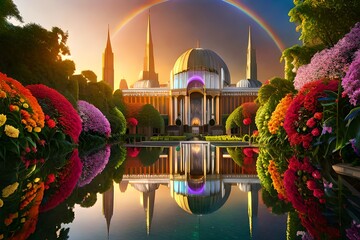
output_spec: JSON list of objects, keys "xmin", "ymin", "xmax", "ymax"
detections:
[{"xmin": 0, "ymin": 0, "xmax": 22, "ymax": 27}]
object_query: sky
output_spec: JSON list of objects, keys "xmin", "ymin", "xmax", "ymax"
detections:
[{"xmin": 12, "ymin": 0, "xmax": 301, "ymax": 89}]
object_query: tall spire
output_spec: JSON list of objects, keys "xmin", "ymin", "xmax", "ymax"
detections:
[
  {"xmin": 102, "ymin": 25, "xmax": 115, "ymax": 90},
  {"xmin": 102, "ymin": 184, "xmax": 114, "ymax": 239},
  {"xmin": 246, "ymin": 26, "xmax": 257, "ymax": 80},
  {"xmin": 138, "ymin": 11, "xmax": 159, "ymax": 87}
]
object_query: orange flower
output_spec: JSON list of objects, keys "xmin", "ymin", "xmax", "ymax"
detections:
[
  {"xmin": 268, "ymin": 94, "xmax": 293, "ymax": 134},
  {"xmin": 268, "ymin": 160, "xmax": 287, "ymax": 200}
]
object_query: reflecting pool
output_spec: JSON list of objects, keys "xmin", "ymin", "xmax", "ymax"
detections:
[{"xmin": 30, "ymin": 142, "xmax": 288, "ymax": 240}]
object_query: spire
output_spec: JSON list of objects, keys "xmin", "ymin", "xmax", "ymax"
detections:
[
  {"xmin": 138, "ymin": 11, "xmax": 159, "ymax": 87},
  {"xmin": 144, "ymin": 12, "xmax": 155, "ymax": 72},
  {"xmin": 246, "ymin": 26, "xmax": 257, "ymax": 80},
  {"xmin": 102, "ymin": 184, "xmax": 114, "ymax": 239},
  {"xmin": 102, "ymin": 25, "xmax": 114, "ymax": 90}
]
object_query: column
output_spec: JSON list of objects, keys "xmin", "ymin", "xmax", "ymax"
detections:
[
  {"xmin": 174, "ymin": 97, "xmax": 178, "ymax": 121},
  {"xmin": 211, "ymin": 97, "xmax": 214, "ymax": 120},
  {"xmin": 203, "ymin": 93, "xmax": 206, "ymax": 125},
  {"xmin": 184, "ymin": 96, "xmax": 188, "ymax": 125},
  {"xmin": 216, "ymin": 96, "xmax": 220, "ymax": 125},
  {"xmin": 169, "ymin": 96, "xmax": 173, "ymax": 125}
]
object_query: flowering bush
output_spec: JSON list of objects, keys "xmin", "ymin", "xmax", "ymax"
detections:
[
  {"xmin": 27, "ymin": 84, "xmax": 82, "ymax": 143},
  {"xmin": 77, "ymin": 100, "xmax": 111, "ymax": 137},
  {"xmin": 77, "ymin": 145, "xmax": 111, "ymax": 187},
  {"xmin": 342, "ymin": 49, "xmax": 360, "ymax": 106},
  {"xmin": 127, "ymin": 117, "xmax": 138, "ymax": 127},
  {"xmin": 283, "ymin": 79, "xmax": 338, "ymax": 149},
  {"xmin": 294, "ymin": 22, "xmax": 360, "ymax": 90},
  {"xmin": 283, "ymin": 156, "xmax": 340, "ymax": 239},
  {"xmin": 268, "ymin": 94, "xmax": 293, "ymax": 134},
  {"xmin": 40, "ymin": 149, "xmax": 82, "ymax": 212}
]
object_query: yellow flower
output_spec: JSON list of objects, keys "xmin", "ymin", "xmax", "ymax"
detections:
[
  {"xmin": 4, "ymin": 125, "xmax": 19, "ymax": 138},
  {"xmin": 34, "ymin": 178, "xmax": 40, "ymax": 183},
  {"xmin": 21, "ymin": 217, "xmax": 26, "ymax": 223},
  {"xmin": 34, "ymin": 127, "xmax": 41, "ymax": 133},
  {"xmin": 23, "ymin": 103, "xmax": 29, "ymax": 108},
  {"xmin": 0, "ymin": 90, "xmax": 6, "ymax": 98},
  {"xmin": 20, "ymin": 98, "xmax": 25, "ymax": 103},
  {"xmin": 0, "ymin": 114, "xmax": 6, "ymax": 127},
  {"xmin": 0, "ymin": 198, "xmax": 3, "ymax": 207},
  {"xmin": 2, "ymin": 182, "xmax": 19, "ymax": 198},
  {"xmin": 25, "ymin": 125, "xmax": 33, "ymax": 132}
]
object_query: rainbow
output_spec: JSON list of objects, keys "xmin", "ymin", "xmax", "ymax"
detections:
[
  {"xmin": 113, "ymin": 0, "xmax": 285, "ymax": 52},
  {"xmin": 222, "ymin": 0, "xmax": 285, "ymax": 52},
  {"xmin": 113, "ymin": 0, "xmax": 168, "ymax": 36}
]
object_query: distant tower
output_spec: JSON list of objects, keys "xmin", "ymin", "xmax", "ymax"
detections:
[
  {"xmin": 139, "ymin": 13, "xmax": 159, "ymax": 85},
  {"xmin": 103, "ymin": 26, "xmax": 114, "ymax": 90},
  {"xmin": 102, "ymin": 184, "xmax": 114, "ymax": 239},
  {"xmin": 246, "ymin": 26, "xmax": 257, "ymax": 80}
]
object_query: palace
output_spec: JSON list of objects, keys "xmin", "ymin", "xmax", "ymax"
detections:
[{"xmin": 103, "ymin": 14, "xmax": 262, "ymax": 134}]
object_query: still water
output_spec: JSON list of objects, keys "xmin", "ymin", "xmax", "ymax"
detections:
[{"xmin": 31, "ymin": 143, "xmax": 287, "ymax": 240}]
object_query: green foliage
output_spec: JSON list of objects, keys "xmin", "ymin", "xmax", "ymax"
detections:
[
  {"xmin": 150, "ymin": 135, "xmax": 186, "ymax": 141},
  {"xmin": 204, "ymin": 135, "xmax": 242, "ymax": 141},
  {"xmin": 286, "ymin": 211, "xmax": 304, "ymax": 240},
  {"xmin": 289, "ymin": 0, "xmax": 360, "ymax": 47},
  {"xmin": 281, "ymin": 45, "xmax": 323, "ymax": 81},
  {"xmin": 106, "ymin": 107, "xmax": 127, "ymax": 137},
  {"xmin": 225, "ymin": 106, "xmax": 242, "ymax": 131},
  {"xmin": 0, "ymin": 23, "xmax": 74, "ymax": 88},
  {"xmin": 0, "ymin": 0, "xmax": 22, "ymax": 26},
  {"xmin": 137, "ymin": 104, "xmax": 164, "ymax": 129},
  {"xmin": 138, "ymin": 147, "xmax": 163, "ymax": 166},
  {"xmin": 81, "ymin": 70, "xmax": 97, "ymax": 83},
  {"xmin": 261, "ymin": 187, "xmax": 293, "ymax": 215},
  {"xmin": 227, "ymin": 147, "xmax": 243, "ymax": 166},
  {"xmin": 257, "ymin": 78, "xmax": 295, "ymax": 106},
  {"xmin": 113, "ymin": 89, "xmax": 127, "ymax": 116}
]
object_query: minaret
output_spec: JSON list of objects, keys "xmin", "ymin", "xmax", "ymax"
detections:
[
  {"xmin": 138, "ymin": 12, "xmax": 159, "ymax": 86},
  {"xmin": 102, "ymin": 26, "xmax": 114, "ymax": 90},
  {"xmin": 102, "ymin": 184, "xmax": 114, "ymax": 239},
  {"xmin": 246, "ymin": 26, "xmax": 257, "ymax": 80}
]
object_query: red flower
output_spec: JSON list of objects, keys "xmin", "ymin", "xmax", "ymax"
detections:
[
  {"xmin": 311, "ymin": 128, "xmax": 320, "ymax": 136},
  {"xmin": 252, "ymin": 130, "xmax": 259, "ymax": 137},
  {"xmin": 27, "ymin": 84, "xmax": 82, "ymax": 143},
  {"xmin": 243, "ymin": 117, "xmax": 252, "ymax": 126},
  {"xmin": 313, "ymin": 189, "xmax": 324, "ymax": 199},
  {"xmin": 46, "ymin": 119, "xmax": 56, "ymax": 128},
  {"xmin": 46, "ymin": 173, "xmax": 56, "ymax": 185},
  {"xmin": 306, "ymin": 180, "xmax": 318, "ymax": 190},
  {"xmin": 314, "ymin": 112, "xmax": 323, "ymax": 120},
  {"xmin": 243, "ymin": 148, "xmax": 254, "ymax": 158},
  {"xmin": 128, "ymin": 117, "xmax": 138, "ymax": 127},
  {"xmin": 127, "ymin": 147, "xmax": 140, "ymax": 158},
  {"xmin": 306, "ymin": 118, "xmax": 317, "ymax": 128}
]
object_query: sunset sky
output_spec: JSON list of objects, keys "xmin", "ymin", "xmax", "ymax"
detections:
[{"xmin": 12, "ymin": 0, "xmax": 301, "ymax": 89}]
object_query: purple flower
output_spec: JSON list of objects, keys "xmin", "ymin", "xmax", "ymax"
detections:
[
  {"xmin": 342, "ymin": 49, "xmax": 360, "ymax": 106},
  {"xmin": 321, "ymin": 125, "xmax": 332, "ymax": 135},
  {"xmin": 346, "ymin": 220, "xmax": 360, "ymax": 240},
  {"xmin": 77, "ymin": 145, "xmax": 111, "ymax": 187},
  {"xmin": 77, "ymin": 100, "xmax": 111, "ymax": 137},
  {"xmin": 297, "ymin": 231, "xmax": 314, "ymax": 240},
  {"xmin": 295, "ymin": 22, "xmax": 360, "ymax": 90},
  {"xmin": 350, "ymin": 138, "xmax": 360, "ymax": 156}
]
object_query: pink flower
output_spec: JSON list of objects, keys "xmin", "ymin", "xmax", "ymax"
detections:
[
  {"xmin": 312, "ymin": 170, "xmax": 322, "ymax": 179},
  {"xmin": 306, "ymin": 180, "xmax": 318, "ymax": 190},
  {"xmin": 311, "ymin": 128, "xmax": 320, "ymax": 136},
  {"xmin": 306, "ymin": 118, "xmax": 317, "ymax": 128},
  {"xmin": 243, "ymin": 118, "xmax": 252, "ymax": 126}
]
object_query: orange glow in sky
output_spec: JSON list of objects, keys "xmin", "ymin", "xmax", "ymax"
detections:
[{"xmin": 12, "ymin": 0, "xmax": 300, "ymax": 89}]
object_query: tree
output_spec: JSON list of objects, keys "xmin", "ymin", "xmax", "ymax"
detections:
[
  {"xmin": 0, "ymin": 0, "xmax": 22, "ymax": 27},
  {"xmin": 137, "ymin": 104, "xmax": 164, "ymax": 137},
  {"xmin": 113, "ymin": 89, "xmax": 127, "ymax": 116},
  {"xmin": 81, "ymin": 70, "xmax": 97, "ymax": 83},
  {"xmin": 289, "ymin": 0, "xmax": 360, "ymax": 47}
]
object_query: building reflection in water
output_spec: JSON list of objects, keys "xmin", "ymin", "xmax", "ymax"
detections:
[{"xmin": 102, "ymin": 142, "xmax": 260, "ymax": 237}]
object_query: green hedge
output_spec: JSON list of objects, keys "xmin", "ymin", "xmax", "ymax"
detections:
[
  {"xmin": 204, "ymin": 135, "xmax": 242, "ymax": 141},
  {"xmin": 150, "ymin": 136, "xmax": 186, "ymax": 141}
]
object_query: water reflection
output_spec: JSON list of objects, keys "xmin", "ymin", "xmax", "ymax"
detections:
[{"xmin": 31, "ymin": 142, "xmax": 287, "ymax": 240}]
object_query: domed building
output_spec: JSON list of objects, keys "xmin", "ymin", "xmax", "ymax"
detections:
[{"xmin": 104, "ymin": 14, "xmax": 261, "ymax": 134}]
